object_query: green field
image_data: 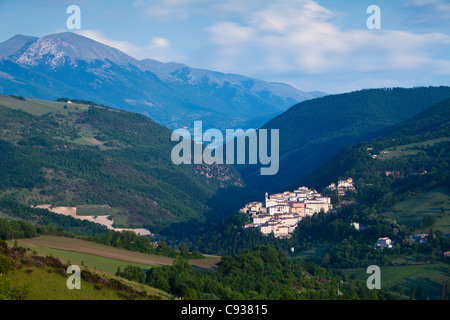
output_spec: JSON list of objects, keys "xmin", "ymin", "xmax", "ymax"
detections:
[
  {"xmin": 76, "ymin": 204, "xmax": 116, "ymax": 216},
  {"xmin": 382, "ymin": 137, "xmax": 450, "ymax": 160},
  {"xmin": 3, "ymin": 243, "xmax": 172, "ymax": 300},
  {"xmin": 8, "ymin": 241, "xmax": 156, "ymax": 275},
  {"xmin": 4, "ymin": 235, "xmax": 220, "ymax": 300},
  {"xmin": 383, "ymin": 187, "xmax": 450, "ymax": 232},
  {"xmin": 7, "ymin": 265, "xmax": 130, "ymax": 300},
  {"xmin": 293, "ymin": 243, "xmax": 335, "ymax": 260},
  {"xmin": 0, "ymin": 95, "xmax": 89, "ymax": 116},
  {"xmin": 74, "ymin": 205, "xmax": 132, "ymax": 227},
  {"xmin": 342, "ymin": 263, "xmax": 450, "ymax": 299},
  {"xmin": 9, "ymin": 236, "xmax": 220, "ymax": 272}
]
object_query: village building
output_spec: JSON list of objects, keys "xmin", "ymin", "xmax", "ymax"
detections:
[
  {"xmin": 240, "ymin": 201, "xmax": 266, "ymax": 214},
  {"xmin": 412, "ymin": 233, "xmax": 429, "ymax": 244},
  {"xmin": 374, "ymin": 237, "xmax": 395, "ymax": 251},
  {"xmin": 267, "ymin": 204, "xmax": 290, "ymax": 215},
  {"xmin": 241, "ymin": 186, "xmax": 332, "ymax": 238},
  {"xmin": 327, "ymin": 177, "xmax": 356, "ymax": 196},
  {"xmin": 289, "ymin": 201, "xmax": 305, "ymax": 216},
  {"xmin": 351, "ymin": 222, "xmax": 366, "ymax": 231}
]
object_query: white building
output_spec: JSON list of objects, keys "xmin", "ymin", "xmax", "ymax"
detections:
[
  {"xmin": 375, "ymin": 237, "xmax": 394, "ymax": 250},
  {"xmin": 338, "ymin": 178, "xmax": 354, "ymax": 188},
  {"xmin": 242, "ymin": 186, "xmax": 333, "ymax": 238},
  {"xmin": 351, "ymin": 222, "xmax": 366, "ymax": 231},
  {"xmin": 240, "ymin": 201, "xmax": 266, "ymax": 214},
  {"xmin": 268, "ymin": 204, "xmax": 290, "ymax": 215},
  {"xmin": 252, "ymin": 214, "xmax": 272, "ymax": 225},
  {"xmin": 304, "ymin": 200, "xmax": 332, "ymax": 214}
]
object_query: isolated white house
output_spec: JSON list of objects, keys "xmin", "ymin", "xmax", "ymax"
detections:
[{"xmin": 375, "ymin": 237, "xmax": 394, "ymax": 250}]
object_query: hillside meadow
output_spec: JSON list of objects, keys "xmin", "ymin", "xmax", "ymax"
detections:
[{"xmin": 8, "ymin": 235, "xmax": 220, "ymax": 272}]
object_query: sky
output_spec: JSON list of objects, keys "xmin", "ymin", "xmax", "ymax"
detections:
[{"xmin": 0, "ymin": 0, "xmax": 449, "ymax": 94}]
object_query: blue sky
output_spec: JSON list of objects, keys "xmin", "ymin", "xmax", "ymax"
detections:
[{"xmin": 0, "ymin": 0, "xmax": 449, "ymax": 94}]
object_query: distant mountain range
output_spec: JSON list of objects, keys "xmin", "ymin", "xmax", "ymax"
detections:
[{"xmin": 0, "ymin": 32, "xmax": 326, "ymax": 132}]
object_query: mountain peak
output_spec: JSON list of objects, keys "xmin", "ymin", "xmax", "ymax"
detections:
[
  {"xmin": 9, "ymin": 32, "xmax": 139, "ymax": 69},
  {"xmin": 0, "ymin": 34, "xmax": 38, "ymax": 58}
]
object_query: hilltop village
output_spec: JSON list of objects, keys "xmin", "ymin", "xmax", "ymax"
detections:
[
  {"xmin": 241, "ymin": 179, "xmax": 358, "ymax": 238},
  {"xmin": 326, "ymin": 177, "xmax": 356, "ymax": 196},
  {"xmin": 241, "ymin": 186, "xmax": 333, "ymax": 238}
]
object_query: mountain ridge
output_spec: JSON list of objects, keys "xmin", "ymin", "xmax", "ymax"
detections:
[
  {"xmin": 299, "ymin": 96, "xmax": 450, "ymax": 192},
  {"xmin": 237, "ymin": 86, "xmax": 450, "ymax": 195},
  {"xmin": 0, "ymin": 32, "xmax": 326, "ymax": 132}
]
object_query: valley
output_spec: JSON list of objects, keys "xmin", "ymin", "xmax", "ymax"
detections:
[
  {"xmin": 0, "ymin": 26, "xmax": 449, "ymax": 303},
  {"xmin": 1, "ymin": 89, "xmax": 450, "ymax": 301},
  {"xmin": 0, "ymin": 32, "xmax": 326, "ymax": 132}
]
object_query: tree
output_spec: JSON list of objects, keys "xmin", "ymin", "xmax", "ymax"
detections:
[
  {"xmin": 419, "ymin": 215, "xmax": 436, "ymax": 229},
  {"xmin": 0, "ymin": 254, "xmax": 14, "ymax": 274},
  {"xmin": 0, "ymin": 219, "xmax": 11, "ymax": 240},
  {"xmin": 0, "ymin": 277, "xmax": 13, "ymax": 300},
  {"xmin": 183, "ymin": 288, "xmax": 203, "ymax": 300}
]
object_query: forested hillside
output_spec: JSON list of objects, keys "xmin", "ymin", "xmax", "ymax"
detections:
[
  {"xmin": 238, "ymin": 86, "xmax": 450, "ymax": 194},
  {"xmin": 301, "ymin": 97, "xmax": 450, "ymax": 210},
  {"xmin": 193, "ymin": 97, "xmax": 450, "ymax": 299},
  {"xmin": 0, "ymin": 94, "xmax": 243, "ymax": 234}
]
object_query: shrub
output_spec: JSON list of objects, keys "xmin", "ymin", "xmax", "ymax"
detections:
[{"xmin": 0, "ymin": 254, "xmax": 14, "ymax": 274}]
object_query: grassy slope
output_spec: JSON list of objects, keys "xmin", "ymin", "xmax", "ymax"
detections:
[
  {"xmin": 383, "ymin": 187, "xmax": 450, "ymax": 232},
  {"xmin": 3, "ymin": 235, "xmax": 219, "ymax": 299},
  {"xmin": 0, "ymin": 94, "xmax": 243, "ymax": 233},
  {"xmin": 342, "ymin": 263, "xmax": 449, "ymax": 300},
  {"xmin": 7, "ymin": 240, "xmax": 156, "ymax": 275},
  {"xmin": 9, "ymin": 235, "xmax": 220, "ymax": 271},
  {"xmin": 2, "ymin": 242, "xmax": 172, "ymax": 300},
  {"xmin": 382, "ymin": 137, "xmax": 450, "ymax": 160},
  {"xmin": 0, "ymin": 95, "xmax": 90, "ymax": 116},
  {"xmin": 7, "ymin": 265, "xmax": 128, "ymax": 300},
  {"xmin": 240, "ymin": 86, "xmax": 450, "ymax": 193}
]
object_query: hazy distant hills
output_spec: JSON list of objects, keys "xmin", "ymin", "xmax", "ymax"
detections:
[
  {"xmin": 0, "ymin": 32, "xmax": 326, "ymax": 132},
  {"xmin": 238, "ymin": 86, "xmax": 450, "ymax": 194}
]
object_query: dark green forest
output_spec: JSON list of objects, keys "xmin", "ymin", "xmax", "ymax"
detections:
[
  {"xmin": 1, "ymin": 91, "xmax": 450, "ymax": 300},
  {"xmin": 121, "ymin": 245, "xmax": 394, "ymax": 300},
  {"xmin": 239, "ymin": 86, "xmax": 450, "ymax": 194},
  {"xmin": 0, "ymin": 96, "xmax": 242, "ymax": 233},
  {"xmin": 191, "ymin": 97, "xmax": 450, "ymax": 272}
]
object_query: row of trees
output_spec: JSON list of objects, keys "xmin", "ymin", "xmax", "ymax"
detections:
[
  {"xmin": 89, "ymin": 230, "xmax": 204, "ymax": 259},
  {"xmin": 0, "ymin": 198, "xmax": 109, "ymax": 236},
  {"xmin": 117, "ymin": 245, "xmax": 394, "ymax": 300}
]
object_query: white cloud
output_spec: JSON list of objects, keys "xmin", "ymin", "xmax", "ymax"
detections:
[
  {"xmin": 208, "ymin": 22, "xmax": 254, "ymax": 45},
  {"xmin": 132, "ymin": 0, "xmax": 212, "ymax": 21},
  {"xmin": 403, "ymin": 0, "xmax": 450, "ymax": 24},
  {"xmin": 404, "ymin": 0, "xmax": 450, "ymax": 12},
  {"xmin": 77, "ymin": 29, "xmax": 181, "ymax": 62},
  {"xmin": 205, "ymin": 0, "xmax": 450, "ymax": 76},
  {"xmin": 78, "ymin": 1, "xmax": 450, "ymax": 91}
]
